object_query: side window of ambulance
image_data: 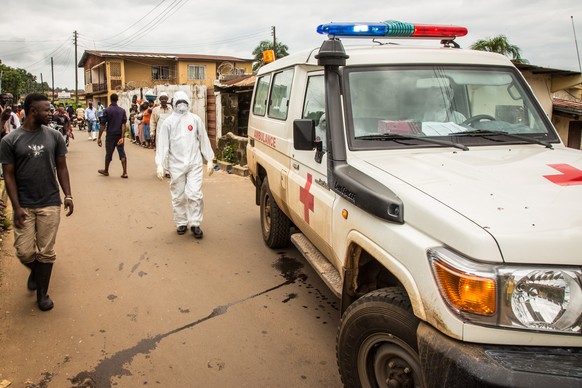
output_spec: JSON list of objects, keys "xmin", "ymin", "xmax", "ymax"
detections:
[
  {"xmin": 302, "ymin": 74, "xmax": 326, "ymax": 150},
  {"xmin": 252, "ymin": 74, "xmax": 271, "ymax": 116},
  {"xmin": 268, "ymin": 68, "xmax": 294, "ymax": 120}
]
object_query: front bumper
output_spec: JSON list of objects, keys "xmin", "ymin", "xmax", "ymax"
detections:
[{"xmin": 417, "ymin": 323, "xmax": 582, "ymax": 388}]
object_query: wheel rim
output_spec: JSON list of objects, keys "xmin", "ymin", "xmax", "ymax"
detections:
[
  {"xmin": 357, "ymin": 333, "xmax": 423, "ymax": 388},
  {"xmin": 262, "ymin": 192, "xmax": 272, "ymax": 236}
]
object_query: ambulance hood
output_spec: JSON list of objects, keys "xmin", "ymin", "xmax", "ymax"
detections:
[{"xmin": 361, "ymin": 146, "xmax": 582, "ymax": 265}]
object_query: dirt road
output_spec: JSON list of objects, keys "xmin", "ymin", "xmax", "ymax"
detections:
[{"xmin": 0, "ymin": 132, "xmax": 341, "ymax": 387}]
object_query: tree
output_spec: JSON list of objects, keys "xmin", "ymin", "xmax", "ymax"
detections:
[
  {"xmin": 470, "ymin": 35, "xmax": 528, "ymax": 64},
  {"xmin": 0, "ymin": 64, "xmax": 48, "ymax": 101},
  {"xmin": 252, "ymin": 40, "xmax": 290, "ymax": 72}
]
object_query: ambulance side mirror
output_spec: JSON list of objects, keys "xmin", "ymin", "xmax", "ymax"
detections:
[{"xmin": 293, "ymin": 119, "xmax": 316, "ymax": 150}]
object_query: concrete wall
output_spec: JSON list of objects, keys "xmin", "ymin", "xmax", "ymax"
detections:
[
  {"xmin": 522, "ymin": 72, "xmax": 553, "ymax": 119},
  {"xmin": 118, "ymin": 85, "xmax": 207, "ymax": 126}
]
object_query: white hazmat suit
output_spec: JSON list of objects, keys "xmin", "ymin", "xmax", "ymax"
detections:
[{"xmin": 155, "ymin": 91, "xmax": 215, "ymax": 235}]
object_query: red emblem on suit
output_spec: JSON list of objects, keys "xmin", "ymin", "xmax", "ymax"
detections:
[{"xmin": 188, "ymin": 125, "xmax": 193, "ymax": 131}]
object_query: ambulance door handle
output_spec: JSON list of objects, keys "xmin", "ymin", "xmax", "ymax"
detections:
[{"xmin": 292, "ymin": 163, "xmax": 299, "ymax": 170}]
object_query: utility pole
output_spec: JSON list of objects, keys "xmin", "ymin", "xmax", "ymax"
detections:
[
  {"xmin": 41, "ymin": 73, "xmax": 45, "ymax": 94},
  {"xmin": 572, "ymin": 16, "xmax": 582, "ymax": 73},
  {"xmin": 271, "ymin": 26, "xmax": 277, "ymax": 59},
  {"xmin": 74, "ymin": 30, "xmax": 79, "ymax": 106},
  {"xmin": 51, "ymin": 57, "xmax": 55, "ymax": 103}
]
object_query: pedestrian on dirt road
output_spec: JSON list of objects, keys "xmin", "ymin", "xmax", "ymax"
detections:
[
  {"xmin": 0, "ymin": 93, "xmax": 74, "ymax": 312},
  {"xmin": 155, "ymin": 90, "xmax": 214, "ymax": 238},
  {"xmin": 97, "ymin": 93, "xmax": 128, "ymax": 178},
  {"xmin": 85, "ymin": 102, "xmax": 98, "ymax": 141},
  {"xmin": 150, "ymin": 91, "xmax": 173, "ymax": 150}
]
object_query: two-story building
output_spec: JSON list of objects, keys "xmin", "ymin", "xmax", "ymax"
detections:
[
  {"xmin": 78, "ymin": 50, "xmax": 253, "ymax": 100},
  {"xmin": 78, "ymin": 50, "xmax": 253, "ymax": 147}
]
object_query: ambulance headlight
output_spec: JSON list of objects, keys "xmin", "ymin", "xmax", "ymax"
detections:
[
  {"xmin": 500, "ymin": 269, "xmax": 582, "ymax": 333},
  {"xmin": 429, "ymin": 248, "xmax": 582, "ymax": 334}
]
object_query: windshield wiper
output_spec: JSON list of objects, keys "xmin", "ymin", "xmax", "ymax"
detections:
[
  {"xmin": 451, "ymin": 129, "xmax": 553, "ymax": 149},
  {"xmin": 356, "ymin": 133, "xmax": 469, "ymax": 151}
]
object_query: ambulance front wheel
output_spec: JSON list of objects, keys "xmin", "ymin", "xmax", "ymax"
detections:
[
  {"xmin": 260, "ymin": 177, "xmax": 291, "ymax": 248},
  {"xmin": 337, "ymin": 287, "xmax": 425, "ymax": 388}
]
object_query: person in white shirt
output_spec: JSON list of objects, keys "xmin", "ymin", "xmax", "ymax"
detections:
[
  {"xmin": 421, "ymin": 86, "xmax": 466, "ymax": 124},
  {"xmin": 150, "ymin": 92, "xmax": 173, "ymax": 150},
  {"xmin": 84, "ymin": 102, "xmax": 98, "ymax": 140}
]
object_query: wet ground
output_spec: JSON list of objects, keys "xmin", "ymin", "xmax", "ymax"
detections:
[{"xmin": 0, "ymin": 133, "xmax": 342, "ymax": 387}]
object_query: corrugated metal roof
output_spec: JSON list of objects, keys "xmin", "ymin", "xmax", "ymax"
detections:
[
  {"xmin": 553, "ymin": 98, "xmax": 582, "ymax": 116},
  {"xmin": 78, "ymin": 50, "xmax": 253, "ymax": 67},
  {"xmin": 216, "ymin": 74, "xmax": 256, "ymax": 89},
  {"xmin": 515, "ymin": 63, "xmax": 581, "ymax": 77}
]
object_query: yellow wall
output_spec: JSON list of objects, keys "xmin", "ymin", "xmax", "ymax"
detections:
[
  {"xmin": 123, "ymin": 59, "xmax": 155, "ymax": 87},
  {"xmin": 176, "ymin": 61, "xmax": 254, "ymax": 88},
  {"xmin": 177, "ymin": 61, "xmax": 217, "ymax": 88}
]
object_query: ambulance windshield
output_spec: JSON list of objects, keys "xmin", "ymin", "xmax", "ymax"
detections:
[{"xmin": 345, "ymin": 66, "xmax": 557, "ymax": 149}]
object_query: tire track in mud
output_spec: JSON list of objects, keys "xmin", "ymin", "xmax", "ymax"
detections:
[{"xmin": 67, "ymin": 254, "xmax": 306, "ymax": 388}]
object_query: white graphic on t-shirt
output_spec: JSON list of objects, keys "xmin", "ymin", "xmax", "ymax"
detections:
[{"xmin": 28, "ymin": 145, "xmax": 45, "ymax": 158}]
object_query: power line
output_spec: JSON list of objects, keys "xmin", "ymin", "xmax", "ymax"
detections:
[
  {"xmin": 24, "ymin": 39, "xmax": 70, "ymax": 69},
  {"xmin": 81, "ymin": 0, "xmax": 187, "ymax": 50},
  {"xmin": 97, "ymin": 0, "xmax": 168, "ymax": 42},
  {"xmin": 104, "ymin": 0, "xmax": 189, "ymax": 50}
]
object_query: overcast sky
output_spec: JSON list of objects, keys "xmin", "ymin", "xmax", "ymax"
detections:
[{"xmin": 1, "ymin": 0, "xmax": 580, "ymax": 90}]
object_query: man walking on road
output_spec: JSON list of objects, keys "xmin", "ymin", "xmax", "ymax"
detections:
[
  {"xmin": 97, "ymin": 93, "xmax": 128, "ymax": 178},
  {"xmin": 84, "ymin": 102, "xmax": 98, "ymax": 140},
  {"xmin": 0, "ymin": 93, "xmax": 74, "ymax": 311},
  {"xmin": 155, "ymin": 90, "xmax": 214, "ymax": 238}
]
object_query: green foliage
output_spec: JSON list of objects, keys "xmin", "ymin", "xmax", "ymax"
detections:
[
  {"xmin": 251, "ymin": 40, "xmax": 290, "ymax": 72},
  {"xmin": 0, "ymin": 64, "xmax": 48, "ymax": 101},
  {"xmin": 470, "ymin": 35, "xmax": 528, "ymax": 64},
  {"xmin": 222, "ymin": 143, "xmax": 236, "ymax": 163}
]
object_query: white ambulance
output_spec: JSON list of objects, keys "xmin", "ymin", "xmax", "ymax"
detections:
[{"xmin": 246, "ymin": 20, "xmax": 582, "ymax": 387}]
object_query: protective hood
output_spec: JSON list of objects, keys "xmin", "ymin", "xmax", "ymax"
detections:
[
  {"xmin": 173, "ymin": 90, "xmax": 191, "ymax": 106},
  {"xmin": 356, "ymin": 145, "xmax": 582, "ymax": 265}
]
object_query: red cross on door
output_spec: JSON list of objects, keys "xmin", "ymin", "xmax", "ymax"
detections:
[{"xmin": 300, "ymin": 173, "xmax": 315, "ymax": 223}]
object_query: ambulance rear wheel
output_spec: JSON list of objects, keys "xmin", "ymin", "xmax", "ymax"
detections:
[
  {"xmin": 337, "ymin": 287, "xmax": 425, "ymax": 388},
  {"xmin": 260, "ymin": 177, "xmax": 291, "ymax": 248}
]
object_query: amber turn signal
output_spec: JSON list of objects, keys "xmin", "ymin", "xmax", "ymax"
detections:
[{"xmin": 432, "ymin": 258, "xmax": 496, "ymax": 315}]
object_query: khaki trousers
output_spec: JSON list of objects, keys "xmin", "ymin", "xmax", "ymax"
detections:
[{"xmin": 13, "ymin": 206, "xmax": 61, "ymax": 264}]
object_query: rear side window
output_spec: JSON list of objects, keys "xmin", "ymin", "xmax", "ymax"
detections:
[
  {"xmin": 302, "ymin": 74, "xmax": 326, "ymax": 150},
  {"xmin": 268, "ymin": 69, "xmax": 294, "ymax": 120},
  {"xmin": 252, "ymin": 74, "xmax": 271, "ymax": 116}
]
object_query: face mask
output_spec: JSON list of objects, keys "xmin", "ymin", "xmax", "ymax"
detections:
[{"xmin": 176, "ymin": 103, "xmax": 189, "ymax": 114}]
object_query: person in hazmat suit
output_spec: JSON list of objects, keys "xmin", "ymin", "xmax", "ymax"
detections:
[{"xmin": 155, "ymin": 90, "xmax": 215, "ymax": 238}]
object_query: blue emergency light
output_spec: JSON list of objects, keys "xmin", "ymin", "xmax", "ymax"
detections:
[{"xmin": 316, "ymin": 20, "xmax": 467, "ymax": 39}]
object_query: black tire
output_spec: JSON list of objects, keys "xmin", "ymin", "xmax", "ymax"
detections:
[
  {"xmin": 337, "ymin": 287, "xmax": 425, "ymax": 388},
  {"xmin": 260, "ymin": 177, "xmax": 291, "ymax": 248}
]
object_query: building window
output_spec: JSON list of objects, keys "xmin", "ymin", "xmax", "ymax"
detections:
[
  {"xmin": 152, "ymin": 65, "xmax": 170, "ymax": 80},
  {"xmin": 188, "ymin": 65, "xmax": 206, "ymax": 81},
  {"xmin": 110, "ymin": 61, "xmax": 122, "ymax": 77}
]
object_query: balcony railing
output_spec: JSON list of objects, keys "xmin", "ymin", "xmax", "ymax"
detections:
[{"xmin": 85, "ymin": 82, "xmax": 107, "ymax": 94}]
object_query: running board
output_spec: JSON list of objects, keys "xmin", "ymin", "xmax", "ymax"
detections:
[{"xmin": 291, "ymin": 233, "xmax": 342, "ymax": 298}]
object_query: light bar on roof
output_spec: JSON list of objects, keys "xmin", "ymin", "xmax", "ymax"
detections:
[{"xmin": 316, "ymin": 20, "xmax": 468, "ymax": 39}]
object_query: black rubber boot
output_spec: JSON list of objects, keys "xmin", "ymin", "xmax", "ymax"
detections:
[
  {"xmin": 24, "ymin": 261, "xmax": 37, "ymax": 291},
  {"xmin": 35, "ymin": 262, "xmax": 54, "ymax": 311}
]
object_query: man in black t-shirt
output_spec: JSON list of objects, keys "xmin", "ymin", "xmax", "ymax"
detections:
[
  {"xmin": 97, "ymin": 93, "xmax": 128, "ymax": 178},
  {"xmin": 0, "ymin": 93, "xmax": 74, "ymax": 312}
]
